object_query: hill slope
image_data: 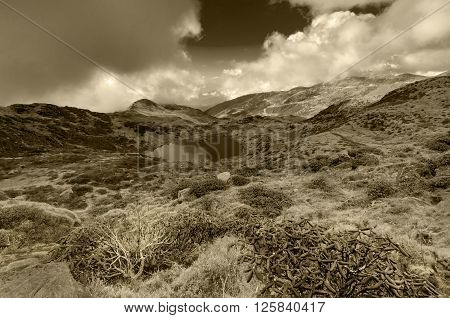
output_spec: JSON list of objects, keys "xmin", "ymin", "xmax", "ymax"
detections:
[
  {"xmin": 0, "ymin": 99, "xmax": 213, "ymax": 156},
  {"xmin": 207, "ymin": 74, "xmax": 426, "ymax": 118}
]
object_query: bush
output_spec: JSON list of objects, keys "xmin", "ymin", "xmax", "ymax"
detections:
[
  {"xmin": 238, "ymin": 185, "xmax": 292, "ymax": 217},
  {"xmin": 165, "ymin": 176, "xmax": 227, "ymax": 199},
  {"xmin": 189, "ymin": 179, "xmax": 228, "ymax": 198},
  {"xmin": 426, "ymin": 136, "xmax": 450, "ymax": 152},
  {"xmin": 367, "ymin": 180, "xmax": 396, "ymax": 200},
  {"xmin": 168, "ymin": 236, "xmax": 253, "ymax": 297},
  {"xmin": 235, "ymin": 166, "xmax": 260, "ymax": 177},
  {"xmin": 0, "ymin": 205, "xmax": 74, "ymax": 246},
  {"xmin": 230, "ymin": 175, "xmax": 250, "ymax": 186},
  {"xmin": 305, "ymin": 155, "xmax": 330, "ymax": 172},
  {"xmin": 429, "ymin": 176, "xmax": 449, "ymax": 190},
  {"xmin": 72, "ymin": 184, "xmax": 94, "ymax": 195},
  {"xmin": 240, "ymin": 219, "xmax": 439, "ymax": 297},
  {"xmin": 53, "ymin": 208, "xmax": 229, "ymax": 283},
  {"xmin": 307, "ymin": 176, "xmax": 333, "ymax": 192}
]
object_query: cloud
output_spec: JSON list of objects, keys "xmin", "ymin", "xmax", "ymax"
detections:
[
  {"xmin": 219, "ymin": 0, "xmax": 450, "ymax": 99},
  {"xmin": 280, "ymin": 0, "xmax": 394, "ymax": 13},
  {"xmin": 0, "ymin": 0, "xmax": 201, "ymax": 108}
]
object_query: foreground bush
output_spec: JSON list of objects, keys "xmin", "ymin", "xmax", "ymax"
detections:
[
  {"xmin": 238, "ymin": 185, "xmax": 292, "ymax": 217},
  {"xmin": 52, "ymin": 208, "xmax": 229, "ymax": 283},
  {"xmin": 240, "ymin": 219, "xmax": 440, "ymax": 297}
]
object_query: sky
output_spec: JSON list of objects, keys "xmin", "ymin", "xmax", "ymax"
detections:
[{"xmin": 0, "ymin": 0, "xmax": 449, "ymax": 112}]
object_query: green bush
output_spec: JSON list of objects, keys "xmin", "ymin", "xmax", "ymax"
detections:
[
  {"xmin": 367, "ymin": 180, "xmax": 396, "ymax": 200},
  {"xmin": 230, "ymin": 175, "xmax": 250, "ymax": 186},
  {"xmin": 238, "ymin": 185, "xmax": 292, "ymax": 217}
]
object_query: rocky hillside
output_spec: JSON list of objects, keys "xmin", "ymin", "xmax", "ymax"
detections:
[
  {"xmin": 0, "ymin": 100, "xmax": 213, "ymax": 156},
  {"xmin": 207, "ymin": 74, "xmax": 426, "ymax": 118}
]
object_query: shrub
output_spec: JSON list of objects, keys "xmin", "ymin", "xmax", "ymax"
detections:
[
  {"xmin": 387, "ymin": 205, "xmax": 411, "ymax": 215},
  {"xmin": 0, "ymin": 205, "xmax": 73, "ymax": 246},
  {"xmin": 189, "ymin": 179, "xmax": 228, "ymax": 198},
  {"xmin": 426, "ymin": 136, "xmax": 450, "ymax": 152},
  {"xmin": 238, "ymin": 185, "xmax": 292, "ymax": 217},
  {"xmin": 367, "ymin": 180, "xmax": 396, "ymax": 200},
  {"xmin": 230, "ymin": 175, "xmax": 250, "ymax": 186},
  {"xmin": 307, "ymin": 176, "xmax": 333, "ymax": 192},
  {"xmin": 429, "ymin": 176, "xmax": 449, "ymax": 190},
  {"xmin": 434, "ymin": 153, "xmax": 450, "ymax": 167},
  {"xmin": 235, "ymin": 166, "xmax": 260, "ymax": 177},
  {"xmin": 72, "ymin": 184, "xmax": 94, "ymax": 195},
  {"xmin": 305, "ymin": 155, "xmax": 330, "ymax": 172},
  {"xmin": 240, "ymin": 219, "xmax": 439, "ymax": 297},
  {"xmin": 165, "ymin": 176, "xmax": 226, "ymax": 199},
  {"xmin": 168, "ymin": 236, "xmax": 254, "ymax": 297},
  {"xmin": 415, "ymin": 160, "xmax": 437, "ymax": 178},
  {"xmin": 53, "ymin": 208, "xmax": 229, "ymax": 283}
]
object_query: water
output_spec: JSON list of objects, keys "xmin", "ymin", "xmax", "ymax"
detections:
[{"xmin": 149, "ymin": 135, "xmax": 241, "ymax": 163}]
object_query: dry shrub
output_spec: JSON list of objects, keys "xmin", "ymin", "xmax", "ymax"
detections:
[
  {"xmin": 240, "ymin": 219, "xmax": 440, "ymax": 297},
  {"xmin": 238, "ymin": 185, "xmax": 292, "ymax": 217},
  {"xmin": 52, "ymin": 207, "xmax": 229, "ymax": 283},
  {"xmin": 168, "ymin": 236, "xmax": 255, "ymax": 297},
  {"xmin": 0, "ymin": 205, "xmax": 74, "ymax": 246}
]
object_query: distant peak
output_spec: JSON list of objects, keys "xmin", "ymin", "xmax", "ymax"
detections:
[{"xmin": 129, "ymin": 99, "xmax": 160, "ymax": 111}]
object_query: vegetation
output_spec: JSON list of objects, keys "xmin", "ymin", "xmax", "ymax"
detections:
[{"xmin": 238, "ymin": 185, "xmax": 292, "ymax": 217}]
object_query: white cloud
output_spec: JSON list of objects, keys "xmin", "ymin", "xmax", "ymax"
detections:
[
  {"xmin": 223, "ymin": 68, "xmax": 243, "ymax": 76},
  {"xmin": 219, "ymin": 0, "xmax": 450, "ymax": 99}
]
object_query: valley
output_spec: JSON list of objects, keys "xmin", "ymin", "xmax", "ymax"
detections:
[{"xmin": 0, "ymin": 74, "xmax": 449, "ymax": 298}]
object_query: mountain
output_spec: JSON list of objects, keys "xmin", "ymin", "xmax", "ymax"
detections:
[
  {"xmin": 0, "ymin": 100, "xmax": 213, "ymax": 156},
  {"xmin": 318, "ymin": 74, "xmax": 450, "ymax": 145},
  {"xmin": 119, "ymin": 99, "xmax": 214, "ymax": 125},
  {"xmin": 206, "ymin": 74, "xmax": 426, "ymax": 119}
]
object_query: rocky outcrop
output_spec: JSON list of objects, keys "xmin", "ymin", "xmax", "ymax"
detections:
[{"xmin": 0, "ymin": 262, "xmax": 86, "ymax": 298}]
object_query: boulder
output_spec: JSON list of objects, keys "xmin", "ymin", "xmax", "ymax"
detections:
[
  {"xmin": 217, "ymin": 172, "xmax": 231, "ymax": 182},
  {"xmin": 0, "ymin": 262, "xmax": 86, "ymax": 298}
]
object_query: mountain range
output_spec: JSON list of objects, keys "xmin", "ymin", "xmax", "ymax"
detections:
[{"xmin": 0, "ymin": 73, "xmax": 448, "ymax": 156}]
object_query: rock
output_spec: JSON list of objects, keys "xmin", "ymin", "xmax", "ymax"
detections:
[
  {"xmin": 0, "ymin": 258, "xmax": 40, "ymax": 274},
  {"xmin": 59, "ymin": 188, "xmax": 74, "ymax": 201},
  {"xmin": 0, "ymin": 262, "xmax": 86, "ymax": 298},
  {"xmin": 178, "ymin": 188, "xmax": 194, "ymax": 202},
  {"xmin": 217, "ymin": 172, "xmax": 231, "ymax": 182}
]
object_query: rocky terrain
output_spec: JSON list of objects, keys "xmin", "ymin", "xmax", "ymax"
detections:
[{"xmin": 0, "ymin": 74, "xmax": 448, "ymax": 298}]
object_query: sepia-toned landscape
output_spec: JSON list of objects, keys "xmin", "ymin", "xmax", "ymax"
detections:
[{"xmin": 0, "ymin": 0, "xmax": 449, "ymax": 300}]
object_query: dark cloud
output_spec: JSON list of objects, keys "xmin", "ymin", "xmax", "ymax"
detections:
[
  {"xmin": 0, "ymin": 0, "xmax": 200, "ymax": 106},
  {"xmin": 189, "ymin": 0, "xmax": 312, "ymax": 47}
]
